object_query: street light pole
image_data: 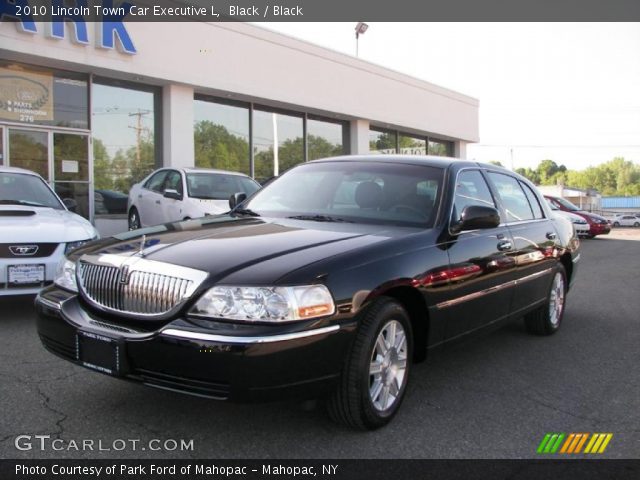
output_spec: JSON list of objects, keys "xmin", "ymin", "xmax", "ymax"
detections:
[{"xmin": 355, "ymin": 22, "xmax": 369, "ymax": 57}]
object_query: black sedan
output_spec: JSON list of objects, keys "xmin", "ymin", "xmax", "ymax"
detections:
[{"xmin": 35, "ymin": 156, "xmax": 580, "ymax": 429}]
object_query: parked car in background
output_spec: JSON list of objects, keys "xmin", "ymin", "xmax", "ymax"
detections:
[
  {"xmin": 544, "ymin": 195, "xmax": 610, "ymax": 238},
  {"xmin": 611, "ymin": 214, "xmax": 640, "ymax": 227},
  {"xmin": 546, "ymin": 200, "xmax": 590, "ymax": 236},
  {"xmin": 127, "ymin": 168, "xmax": 261, "ymax": 230},
  {"xmin": 95, "ymin": 189, "xmax": 128, "ymax": 215},
  {"xmin": 36, "ymin": 157, "xmax": 580, "ymax": 429},
  {"xmin": 0, "ymin": 167, "xmax": 98, "ymax": 296}
]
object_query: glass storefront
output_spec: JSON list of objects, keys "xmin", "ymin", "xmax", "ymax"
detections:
[
  {"xmin": 7, "ymin": 129, "xmax": 49, "ymax": 179},
  {"xmin": 369, "ymin": 127, "xmax": 397, "ymax": 154},
  {"xmin": 307, "ymin": 116, "xmax": 348, "ymax": 160},
  {"xmin": 92, "ymin": 80, "xmax": 159, "ymax": 216},
  {"xmin": 193, "ymin": 97, "xmax": 349, "ymax": 184},
  {"xmin": 253, "ymin": 108, "xmax": 304, "ymax": 184},
  {"xmin": 194, "ymin": 98, "xmax": 250, "ymax": 175},
  {"xmin": 399, "ymin": 134, "xmax": 427, "ymax": 155},
  {"xmin": 370, "ymin": 126, "xmax": 454, "ymax": 157},
  {"xmin": 53, "ymin": 133, "xmax": 90, "ymax": 218}
]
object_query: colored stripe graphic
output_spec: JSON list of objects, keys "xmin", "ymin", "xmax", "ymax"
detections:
[
  {"xmin": 537, "ymin": 433, "xmax": 565, "ymax": 454},
  {"xmin": 538, "ymin": 433, "xmax": 613, "ymax": 454}
]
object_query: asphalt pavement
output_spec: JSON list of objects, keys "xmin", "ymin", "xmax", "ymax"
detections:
[{"xmin": 1, "ymin": 230, "xmax": 639, "ymax": 459}]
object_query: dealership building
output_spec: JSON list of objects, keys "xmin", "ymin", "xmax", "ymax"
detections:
[{"xmin": 0, "ymin": 20, "xmax": 479, "ymax": 233}]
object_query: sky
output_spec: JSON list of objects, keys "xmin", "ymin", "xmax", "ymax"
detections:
[{"xmin": 264, "ymin": 22, "xmax": 640, "ymax": 171}]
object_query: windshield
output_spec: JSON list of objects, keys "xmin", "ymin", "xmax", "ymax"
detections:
[
  {"xmin": 244, "ymin": 161, "xmax": 443, "ymax": 227},
  {"xmin": 552, "ymin": 196, "xmax": 580, "ymax": 211},
  {"xmin": 186, "ymin": 173, "xmax": 261, "ymax": 200},
  {"xmin": 0, "ymin": 172, "xmax": 64, "ymax": 209}
]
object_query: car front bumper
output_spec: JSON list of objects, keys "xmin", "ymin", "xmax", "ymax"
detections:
[
  {"xmin": 0, "ymin": 245, "xmax": 64, "ymax": 296},
  {"xmin": 35, "ymin": 286, "xmax": 354, "ymax": 402},
  {"xmin": 589, "ymin": 223, "xmax": 610, "ymax": 236}
]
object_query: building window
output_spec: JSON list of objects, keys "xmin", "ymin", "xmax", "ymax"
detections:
[
  {"xmin": 194, "ymin": 97, "xmax": 250, "ymax": 175},
  {"xmin": 428, "ymin": 138, "xmax": 454, "ymax": 157},
  {"xmin": 0, "ymin": 61, "xmax": 88, "ymax": 129},
  {"xmin": 399, "ymin": 134, "xmax": 427, "ymax": 155},
  {"xmin": 253, "ymin": 108, "xmax": 304, "ymax": 184},
  {"xmin": 91, "ymin": 80, "xmax": 159, "ymax": 215},
  {"xmin": 307, "ymin": 116, "xmax": 348, "ymax": 161},
  {"xmin": 369, "ymin": 127, "xmax": 397, "ymax": 154}
]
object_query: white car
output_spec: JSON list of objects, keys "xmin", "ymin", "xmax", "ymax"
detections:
[
  {"xmin": 547, "ymin": 200, "xmax": 590, "ymax": 236},
  {"xmin": 127, "ymin": 168, "xmax": 261, "ymax": 230},
  {"xmin": 611, "ymin": 214, "xmax": 640, "ymax": 227},
  {"xmin": 0, "ymin": 167, "xmax": 99, "ymax": 296}
]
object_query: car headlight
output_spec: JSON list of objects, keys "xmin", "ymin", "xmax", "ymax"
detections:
[
  {"xmin": 190, "ymin": 285, "xmax": 335, "ymax": 322},
  {"xmin": 65, "ymin": 236, "xmax": 98, "ymax": 254},
  {"xmin": 54, "ymin": 258, "xmax": 78, "ymax": 292}
]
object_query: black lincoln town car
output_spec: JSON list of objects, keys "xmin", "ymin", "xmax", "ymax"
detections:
[{"xmin": 36, "ymin": 156, "xmax": 580, "ymax": 429}]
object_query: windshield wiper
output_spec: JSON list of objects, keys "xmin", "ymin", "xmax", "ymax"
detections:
[
  {"xmin": 233, "ymin": 207, "xmax": 261, "ymax": 217},
  {"xmin": 287, "ymin": 214, "xmax": 353, "ymax": 223}
]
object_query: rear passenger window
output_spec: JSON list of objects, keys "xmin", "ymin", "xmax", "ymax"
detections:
[
  {"xmin": 487, "ymin": 172, "xmax": 534, "ymax": 222},
  {"xmin": 452, "ymin": 170, "xmax": 496, "ymax": 221},
  {"xmin": 520, "ymin": 181, "xmax": 544, "ymax": 219}
]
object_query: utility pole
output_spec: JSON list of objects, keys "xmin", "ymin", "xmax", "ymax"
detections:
[{"xmin": 128, "ymin": 110, "xmax": 150, "ymax": 166}]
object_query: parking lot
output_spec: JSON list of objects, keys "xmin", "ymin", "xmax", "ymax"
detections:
[{"xmin": 1, "ymin": 230, "xmax": 639, "ymax": 460}]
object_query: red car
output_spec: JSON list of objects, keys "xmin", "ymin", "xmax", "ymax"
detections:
[{"xmin": 544, "ymin": 195, "xmax": 610, "ymax": 238}]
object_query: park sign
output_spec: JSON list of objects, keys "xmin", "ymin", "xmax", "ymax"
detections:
[{"xmin": 0, "ymin": 0, "xmax": 137, "ymax": 54}]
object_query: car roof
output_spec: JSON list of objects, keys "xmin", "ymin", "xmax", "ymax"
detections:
[
  {"xmin": 0, "ymin": 166, "xmax": 42, "ymax": 177},
  {"xmin": 307, "ymin": 154, "xmax": 519, "ymax": 174}
]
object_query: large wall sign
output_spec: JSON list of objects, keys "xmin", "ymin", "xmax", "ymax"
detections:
[{"xmin": 0, "ymin": 0, "xmax": 137, "ymax": 54}]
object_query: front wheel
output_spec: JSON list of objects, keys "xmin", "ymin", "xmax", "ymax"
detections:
[
  {"xmin": 524, "ymin": 265, "xmax": 567, "ymax": 336},
  {"xmin": 128, "ymin": 207, "xmax": 141, "ymax": 230},
  {"xmin": 634, "ymin": 222, "xmax": 639, "ymax": 228},
  {"xmin": 613, "ymin": 222, "xmax": 620, "ymax": 227},
  {"xmin": 328, "ymin": 298, "xmax": 413, "ymax": 430}
]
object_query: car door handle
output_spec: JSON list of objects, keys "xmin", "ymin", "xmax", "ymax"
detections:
[
  {"xmin": 138, "ymin": 195, "xmax": 142, "ymax": 199},
  {"xmin": 546, "ymin": 232, "xmax": 557, "ymax": 240},
  {"xmin": 497, "ymin": 240, "xmax": 513, "ymax": 251},
  {"xmin": 155, "ymin": 200, "xmax": 161, "ymax": 205}
]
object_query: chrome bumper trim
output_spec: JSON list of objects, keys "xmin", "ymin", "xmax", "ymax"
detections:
[
  {"xmin": 35, "ymin": 295, "xmax": 63, "ymax": 311},
  {"xmin": 572, "ymin": 253, "xmax": 581, "ymax": 263},
  {"xmin": 161, "ymin": 325, "xmax": 340, "ymax": 344}
]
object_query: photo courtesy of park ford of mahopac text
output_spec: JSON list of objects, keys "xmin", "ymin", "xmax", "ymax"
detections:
[{"xmin": 1, "ymin": 0, "xmax": 640, "ymax": 479}]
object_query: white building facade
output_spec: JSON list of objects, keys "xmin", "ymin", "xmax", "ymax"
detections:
[{"xmin": 0, "ymin": 20, "xmax": 479, "ymax": 227}]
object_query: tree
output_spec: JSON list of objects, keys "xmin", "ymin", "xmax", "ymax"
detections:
[
  {"xmin": 194, "ymin": 121, "xmax": 250, "ymax": 173},
  {"xmin": 488, "ymin": 160, "xmax": 504, "ymax": 167}
]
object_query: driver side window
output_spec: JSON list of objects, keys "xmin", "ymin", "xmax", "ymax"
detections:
[{"xmin": 452, "ymin": 170, "xmax": 496, "ymax": 221}]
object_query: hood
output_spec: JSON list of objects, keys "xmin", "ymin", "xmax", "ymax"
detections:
[
  {"xmin": 0, "ymin": 206, "xmax": 97, "ymax": 243},
  {"xmin": 79, "ymin": 215, "xmax": 419, "ymax": 284},
  {"xmin": 577, "ymin": 211, "xmax": 608, "ymax": 223},
  {"xmin": 552, "ymin": 210, "xmax": 587, "ymax": 223}
]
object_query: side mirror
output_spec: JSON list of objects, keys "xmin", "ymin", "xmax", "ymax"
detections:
[
  {"xmin": 163, "ymin": 189, "xmax": 182, "ymax": 200},
  {"xmin": 62, "ymin": 198, "xmax": 77, "ymax": 212},
  {"xmin": 229, "ymin": 192, "xmax": 247, "ymax": 210},
  {"xmin": 451, "ymin": 205, "xmax": 500, "ymax": 234}
]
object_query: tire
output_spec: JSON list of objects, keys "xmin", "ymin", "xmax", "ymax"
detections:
[
  {"xmin": 328, "ymin": 297, "xmax": 413, "ymax": 430},
  {"xmin": 613, "ymin": 222, "xmax": 620, "ymax": 227},
  {"xmin": 524, "ymin": 265, "xmax": 567, "ymax": 336},
  {"xmin": 634, "ymin": 222, "xmax": 639, "ymax": 228},
  {"xmin": 128, "ymin": 207, "xmax": 141, "ymax": 230}
]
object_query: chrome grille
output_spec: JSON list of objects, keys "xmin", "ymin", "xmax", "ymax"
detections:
[{"xmin": 77, "ymin": 255, "xmax": 207, "ymax": 317}]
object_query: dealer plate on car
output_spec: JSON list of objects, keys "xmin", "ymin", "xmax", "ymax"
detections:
[
  {"xmin": 8, "ymin": 264, "xmax": 45, "ymax": 284},
  {"xmin": 76, "ymin": 331, "xmax": 121, "ymax": 376}
]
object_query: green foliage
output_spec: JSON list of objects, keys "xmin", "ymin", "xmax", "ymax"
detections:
[
  {"xmin": 488, "ymin": 160, "xmax": 504, "ymax": 167},
  {"xmin": 517, "ymin": 157, "xmax": 640, "ymax": 196},
  {"xmin": 194, "ymin": 121, "xmax": 249, "ymax": 174}
]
